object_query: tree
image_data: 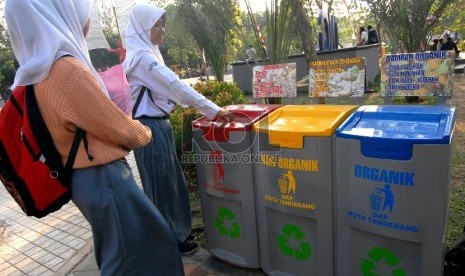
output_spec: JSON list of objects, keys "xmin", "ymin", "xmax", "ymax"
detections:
[
  {"xmin": 429, "ymin": 0, "xmax": 465, "ymax": 41},
  {"xmin": 365, "ymin": 0, "xmax": 455, "ymax": 52},
  {"xmin": 164, "ymin": 4, "xmax": 203, "ymax": 77},
  {"xmin": 293, "ymin": 1, "xmax": 316, "ymax": 67},
  {"xmin": 0, "ymin": 49, "xmax": 17, "ymax": 100},
  {"xmin": 0, "ymin": 2, "xmax": 10, "ymax": 49},
  {"xmin": 176, "ymin": 0, "xmax": 240, "ymax": 81}
]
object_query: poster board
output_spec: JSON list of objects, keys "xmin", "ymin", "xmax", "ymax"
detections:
[
  {"xmin": 253, "ymin": 63, "xmax": 297, "ymax": 98},
  {"xmin": 380, "ymin": 51, "xmax": 455, "ymax": 97},
  {"xmin": 309, "ymin": 57, "xmax": 366, "ymax": 97}
]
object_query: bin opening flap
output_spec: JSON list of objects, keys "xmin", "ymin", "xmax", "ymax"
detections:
[
  {"xmin": 336, "ymin": 105, "xmax": 456, "ymax": 160},
  {"xmin": 253, "ymin": 105, "xmax": 358, "ymax": 149},
  {"xmin": 192, "ymin": 104, "xmax": 282, "ymax": 142}
]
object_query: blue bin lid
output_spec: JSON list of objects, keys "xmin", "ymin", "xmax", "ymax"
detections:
[{"xmin": 336, "ymin": 105, "xmax": 456, "ymax": 160}]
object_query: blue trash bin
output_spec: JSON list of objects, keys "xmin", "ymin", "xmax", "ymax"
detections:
[{"xmin": 335, "ymin": 105, "xmax": 456, "ymax": 276}]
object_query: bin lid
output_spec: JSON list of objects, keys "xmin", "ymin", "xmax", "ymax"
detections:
[
  {"xmin": 336, "ymin": 105, "xmax": 456, "ymax": 160},
  {"xmin": 253, "ymin": 105, "xmax": 358, "ymax": 149},
  {"xmin": 192, "ymin": 104, "xmax": 282, "ymax": 142}
]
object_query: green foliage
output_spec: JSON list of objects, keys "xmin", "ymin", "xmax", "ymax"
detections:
[
  {"xmin": 367, "ymin": 74, "xmax": 381, "ymax": 93},
  {"xmin": 428, "ymin": 0, "xmax": 465, "ymax": 41},
  {"xmin": 192, "ymin": 80, "xmax": 247, "ymax": 106},
  {"xmin": 262, "ymin": 0, "xmax": 296, "ymax": 65},
  {"xmin": 170, "ymin": 80, "xmax": 246, "ymax": 188},
  {"xmin": 165, "ymin": 5, "xmax": 203, "ymax": 76},
  {"xmin": 0, "ymin": 49, "xmax": 17, "ymax": 100},
  {"xmin": 365, "ymin": 0, "xmax": 454, "ymax": 52},
  {"xmin": 176, "ymin": 0, "xmax": 241, "ymax": 81}
]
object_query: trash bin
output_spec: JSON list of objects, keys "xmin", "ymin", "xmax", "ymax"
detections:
[
  {"xmin": 252, "ymin": 105, "xmax": 358, "ymax": 275},
  {"xmin": 192, "ymin": 104, "xmax": 282, "ymax": 268},
  {"xmin": 334, "ymin": 105, "xmax": 456, "ymax": 276}
]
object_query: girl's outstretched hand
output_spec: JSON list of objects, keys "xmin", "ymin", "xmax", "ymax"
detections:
[{"xmin": 216, "ymin": 108, "xmax": 234, "ymax": 122}]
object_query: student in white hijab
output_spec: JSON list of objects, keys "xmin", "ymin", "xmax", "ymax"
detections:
[
  {"xmin": 123, "ymin": 3, "xmax": 232, "ymax": 254},
  {"xmin": 6, "ymin": 0, "xmax": 184, "ymax": 275}
]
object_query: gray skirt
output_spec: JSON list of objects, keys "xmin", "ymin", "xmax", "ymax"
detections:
[
  {"xmin": 134, "ymin": 118, "xmax": 192, "ymax": 244},
  {"xmin": 71, "ymin": 160, "xmax": 184, "ymax": 275}
]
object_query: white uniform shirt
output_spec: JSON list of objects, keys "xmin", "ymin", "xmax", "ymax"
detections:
[
  {"xmin": 361, "ymin": 31, "xmax": 368, "ymax": 44},
  {"xmin": 127, "ymin": 51, "xmax": 220, "ymax": 119}
]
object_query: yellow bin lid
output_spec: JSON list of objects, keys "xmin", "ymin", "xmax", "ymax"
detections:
[{"xmin": 253, "ymin": 105, "xmax": 358, "ymax": 149}]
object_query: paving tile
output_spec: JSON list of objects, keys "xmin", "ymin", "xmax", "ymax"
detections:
[
  {"xmin": 0, "ymin": 260, "xmax": 12, "ymax": 271},
  {"xmin": 0, "ymin": 244, "xmax": 16, "ymax": 256},
  {"xmin": 33, "ymin": 251, "xmax": 55, "ymax": 264},
  {"xmin": 16, "ymin": 257, "xmax": 38, "ymax": 273},
  {"xmin": 32, "ymin": 236, "xmax": 55, "ymax": 248},
  {"xmin": 7, "ymin": 252, "xmax": 27, "ymax": 266},
  {"xmin": 28, "ymin": 265, "xmax": 52, "ymax": 276},
  {"xmin": 38, "ymin": 270, "xmax": 55, "ymax": 276},
  {"xmin": 8, "ymin": 236, "xmax": 29, "ymax": 249},
  {"xmin": 53, "ymin": 231, "xmax": 69, "ymax": 242},
  {"xmin": 63, "ymin": 236, "xmax": 85, "ymax": 249},
  {"xmin": 47, "ymin": 241, "xmax": 71, "ymax": 256},
  {"xmin": 8, "ymin": 269, "xmax": 26, "ymax": 276},
  {"xmin": 21, "ymin": 230, "xmax": 41, "ymax": 241},
  {"xmin": 23, "ymin": 246, "xmax": 43, "ymax": 259},
  {"xmin": 61, "ymin": 234, "xmax": 83, "ymax": 245},
  {"xmin": 43, "ymin": 256, "xmax": 64, "ymax": 270},
  {"xmin": 0, "ymin": 265, "xmax": 17, "ymax": 275},
  {"xmin": 59, "ymin": 248, "xmax": 76, "ymax": 260},
  {"xmin": 73, "ymin": 227, "xmax": 91, "ymax": 237}
]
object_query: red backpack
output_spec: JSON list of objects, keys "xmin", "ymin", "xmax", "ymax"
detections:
[{"xmin": 0, "ymin": 85, "xmax": 88, "ymax": 218}]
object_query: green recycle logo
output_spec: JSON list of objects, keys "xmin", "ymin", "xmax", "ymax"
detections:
[
  {"xmin": 214, "ymin": 207, "xmax": 241, "ymax": 239},
  {"xmin": 360, "ymin": 246, "xmax": 407, "ymax": 276},
  {"xmin": 276, "ymin": 224, "xmax": 312, "ymax": 261}
]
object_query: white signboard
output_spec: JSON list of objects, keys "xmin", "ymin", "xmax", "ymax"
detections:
[
  {"xmin": 309, "ymin": 57, "xmax": 366, "ymax": 97},
  {"xmin": 253, "ymin": 63, "xmax": 297, "ymax": 98}
]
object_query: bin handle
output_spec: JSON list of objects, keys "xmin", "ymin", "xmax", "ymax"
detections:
[{"xmin": 213, "ymin": 114, "xmax": 234, "ymax": 126}]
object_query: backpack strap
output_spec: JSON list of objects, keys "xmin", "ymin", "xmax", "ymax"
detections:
[
  {"xmin": 64, "ymin": 128, "xmax": 92, "ymax": 172},
  {"xmin": 132, "ymin": 86, "xmax": 170, "ymax": 118},
  {"xmin": 25, "ymin": 85, "xmax": 92, "ymax": 174}
]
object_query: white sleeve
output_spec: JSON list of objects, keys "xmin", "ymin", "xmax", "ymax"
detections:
[{"xmin": 137, "ymin": 54, "xmax": 221, "ymax": 119}]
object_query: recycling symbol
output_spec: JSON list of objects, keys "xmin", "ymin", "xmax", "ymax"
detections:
[
  {"xmin": 360, "ymin": 246, "xmax": 407, "ymax": 276},
  {"xmin": 276, "ymin": 224, "xmax": 312, "ymax": 261},
  {"xmin": 214, "ymin": 207, "xmax": 241, "ymax": 239}
]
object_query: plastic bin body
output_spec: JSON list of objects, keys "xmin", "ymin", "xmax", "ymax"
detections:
[
  {"xmin": 192, "ymin": 104, "xmax": 281, "ymax": 268},
  {"xmin": 335, "ymin": 105, "xmax": 456, "ymax": 276},
  {"xmin": 252, "ymin": 105, "xmax": 358, "ymax": 276}
]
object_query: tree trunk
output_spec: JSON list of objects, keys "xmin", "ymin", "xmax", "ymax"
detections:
[{"xmin": 294, "ymin": 0, "xmax": 324, "ymax": 104}]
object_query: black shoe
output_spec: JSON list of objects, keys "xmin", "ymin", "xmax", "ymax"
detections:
[
  {"xmin": 178, "ymin": 240, "xmax": 199, "ymax": 255},
  {"xmin": 186, "ymin": 234, "xmax": 195, "ymax": 241}
]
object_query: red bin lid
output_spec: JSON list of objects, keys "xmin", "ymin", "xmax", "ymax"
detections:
[{"xmin": 192, "ymin": 104, "xmax": 282, "ymax": 142}]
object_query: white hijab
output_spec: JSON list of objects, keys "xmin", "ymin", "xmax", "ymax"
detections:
[
  {"xmin": 6, "ymin": 0, "xmax": 106, "ymax": 93},
  {"xmin": 123, "ymin": 3, "xmax": 167, "ymax": 74}
]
